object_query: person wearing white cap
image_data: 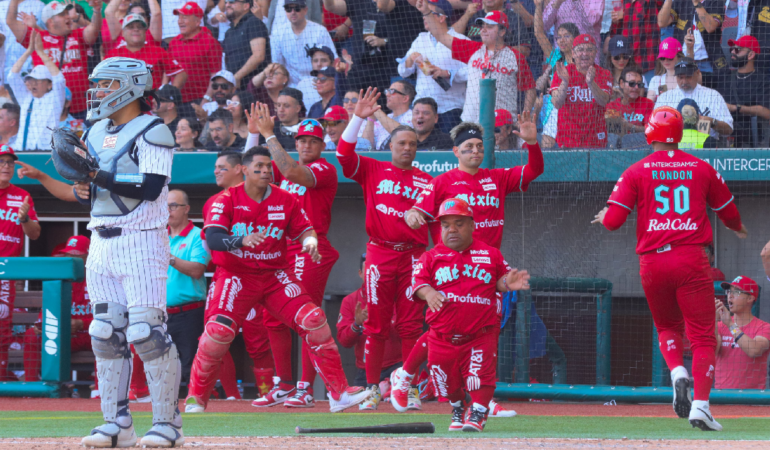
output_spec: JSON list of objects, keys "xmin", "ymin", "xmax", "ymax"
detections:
[
  {"xmin": 198, "ymin": 70, "xmax": 237, "ymax": 117},
  {"xmin": 7, "ymin": 30, "xmax": 66, "ymax": 151}
]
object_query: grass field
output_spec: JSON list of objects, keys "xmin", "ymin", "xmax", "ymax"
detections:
[{"xmin": 2, "ymin": 411, "xmax": 769, "ymax": 441}]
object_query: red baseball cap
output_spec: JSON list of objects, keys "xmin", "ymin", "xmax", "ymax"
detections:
[
  {"xmin": 573, "ymin": 34, "xmax": 596, "ymax": 48},
  {"xmin": 436, "ymin": 198, "xmax": 474, "ymax": 220},
  {"xmin": 0, "ymin": 144, "xmax": 17, "ymax": 161},
  {"xmin": 475, "ymin": 11, "xmax": 509, "ymax": 28},
  {"xmin": 728, "ymin": 35, "xmax": 761, "ymax": 55},
  {"xmin": 57, "ymin": 236, "xmax": 90, "ymax": 256},
  {"xmin": 494, "ymin": 109, "xmax": 513, "ymax": 127},
  {"xmin": 721, "ymin": 275, "xmax": 759, "ymax": 297},
  {"xmin": 173, "ymin": 1, "xmax": 205, "ymax": 18},
  {"xmin": 321, "ymin": 105, "xmax": 348, "ymax": 122},
  {"xmin": 295, "ymin": 118, "xmax": 324, "ymax": 141}
]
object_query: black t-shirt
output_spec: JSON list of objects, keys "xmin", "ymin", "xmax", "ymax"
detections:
[
  {"xmin": 669, "ymin": 0, "xmax": 725, "ymax": 71},
  {"xmin": 379, "ymin": 128, "xmax": 454, "ymax": 151},
  {"xmin": 345, "ymin": 0, "xmax": 387, "ymax": 62},
  {"xmin": 206, "ymin": 133, "xmax": 247, "ymax": 151},
  {"xmin": 465, "ymin": 8, "xmax": 533, "ymax": 48},
  {"xmin": 258, "ymin": 122, "xmax": 297, "ymax": 150},
  {"xmin": 749, "ymin": 0, "xmax": 770, "ymax": 72},
  {"xmin": 223, "ymin": 14, "xmax": 271, "ymax": 89},
  {"xmin": 724, "ymin": 70, "xmax": 769, "ymax": 148},
  {"xmin": 385, "ymin": 0, "xmax": 425, "ymax": 65},
  {"xmin": 166, "ymin": 115, "xmax": 181, "ymax": 137}
]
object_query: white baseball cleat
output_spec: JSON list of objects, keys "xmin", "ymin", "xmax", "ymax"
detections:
[
  {"xmin": 139, "ymin": 423, "xmax": 185, "ymax": 447},
  {"xmin": 252, "ymin": 377, "xmax": 295, "ymax": 407},
  {"xmin": 689, "ymin": 402, "xmax": 722, "ymax": 431},
  {"xmin": 81, "ymin": 422, "xmax": 137, "ymax": 448},
  {"xmin": 488, "ymin": 400, "xmax": 517, "ymax": 417},
  {"xmin": 329, "ymin": 386, "xmax": 371, "ymax": 413},
  {"xmin": 389, "ymin": 368, "xmax": 411, "ymax": 413}
]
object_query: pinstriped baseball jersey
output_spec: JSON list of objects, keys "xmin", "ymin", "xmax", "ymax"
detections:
[{"xmin": 87, "ymin": 135, "xmax": 174, "ymax": 231}]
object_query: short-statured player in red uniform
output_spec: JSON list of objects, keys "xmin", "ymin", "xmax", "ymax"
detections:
[
  {"xmin": 593, "ymin": 106, "xmax": 748, "ymax": 431},
  {"xmin": 184, "ymin": 147, "xmax": 369, "ymax": 413},
  {"xmin": 336, "ymin": 88, "xmax": 437, "ymax": 410},
  {"xmin": 412, "ymin": 198, "xmax": 530, "ymax": 432},
  {"xmin": 393, "ymin": 112, "xmax": 544, "ymax": 414},
  {"xmin": 246, "ymin": 104, "xmax": 340, "ymax": 408}
]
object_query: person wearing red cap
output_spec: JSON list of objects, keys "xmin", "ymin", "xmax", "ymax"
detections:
[
  {"xmin": 493, "ymin": 109, "xmax": 517, "ymax": 150},
  {"xmin": 0, "ymin": 145, "xmax": 39, "ymax": 381},
  {"xmin": 411, "ymin": 197, "xmax": 530, "ymax": 432},
  {"xmin": 320, "ymin": 105, "xmax": 371, "ymax": 151},
  {"xmin": 169, "ymin": 2, "xmax": 224, "ymax": 106},
  {"xmin": 715, "ymin": 275, "xmax": 770, "ymax": 390},
  {"xmin": 550, "ymin": 33, "xmax": 613, "ymax": 148},
  {"xmin": 453, "ymin": 0, "xmax": 532, "ymax": 55},
  {"xmin": 246, "ymin": 103, "xmax": 342, "ymax": 408},
  {"xmin": 594, "ymin": 106, "xmax": 748, "ymax": 431},
  {"xmin": 102, "ymin": 0, "xmax": 162, "ymax": 54},
  {"xmin": 723, "ymin": 35, "xmax": 770, "ymax": 148}
]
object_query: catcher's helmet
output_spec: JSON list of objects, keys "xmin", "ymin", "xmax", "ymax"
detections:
[
  {"xmin": 645, "ymin": 106, "xmax": 684, "ymax": 145},
  {"xmin": 86, "ymin": 57, "xmax": 153, "ymax": 121},
  {"xmin": 436, "ymin": 198, "xmax": 474, "ymax": 220}
]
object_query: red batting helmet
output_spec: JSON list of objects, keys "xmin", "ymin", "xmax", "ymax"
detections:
[
  {"xmin": 436, "ymin": 198, "xmax": 474, "ymax": 220},
  {"xmin": 645, "ymin": 106, "xmax": 683, "ymax": 145}
]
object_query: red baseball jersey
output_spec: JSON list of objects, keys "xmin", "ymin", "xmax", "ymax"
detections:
[
  {"xmin": 337, "ymin": 140, "xmax": 432, "ymax": 246},
  {"xmin": 20, "ymin": 28, "xmax": 89, "ymax": 113},
  {"xmin": 550, "ymin": 64, "xmax": 613, "ymax": 148},
  {"xmin": 608, "ymin": 149, "xmax": 736, "ymax": 254},
  {"xmin": 169, "ymin": 28, "xmax": 223, "ymax": 103},
  {"xmin": 204, "ymin": 184, "xmax": 313, "ymax": 272},
  {"xmin": 106, "ymin": 42, "xmax": 184, "ymax": 90},
  {"xmin": 272, "ymin": 158, "xmax": 338, "ymax": 237},
  {"xmin": 414, "ymin": 167, "xmax": 528, "ymax": 248},
  {"xmin": 412, "ymin": 240, "xmax": 510, "ymax": 335},
  {"xmin": 0, "ymin": 185, "xmax": 38, "ymax": 257}
]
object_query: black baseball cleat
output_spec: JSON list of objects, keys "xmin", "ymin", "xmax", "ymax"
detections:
[{"xmin": 673, "ymin": 377, "xmax": 692, "ymax": 419}]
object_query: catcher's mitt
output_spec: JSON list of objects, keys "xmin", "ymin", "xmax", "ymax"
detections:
[{"xmin": 50, "ymin": 128, "xmax": 99, "ymax": 182}]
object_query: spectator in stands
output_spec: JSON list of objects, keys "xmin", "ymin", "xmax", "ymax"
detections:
[
  {"xmin": 0, "ymin": 0, "xmax": 44, "ymax": 82},
  {"xmin": 320, "ymin": 105, "xmax": 371, "ymax": 150},
  {"xmin": 296, "ymin": 45, "xmax": 335, "ymax": 110},
  {"xmin": 723, "ymin": 36, "xmax": 770, "ymax": 148},
  {"xmin": 494, "ymin": 109, "xmax": 517, "ymax": 150},
  {"xmin": 265, "ymin": 0, "xmax": 323, "ymax": 33},
  {"xmin": 420, "ymin": 2, "xmax": 535, "ymax": 124},
  {"xmin": 605, "ymin": 67, "xmax": 654, "ymax": 136},
  {"xmin": 363, "ymin": 80, "xmax": 415, "ymax": 150},
  {"xmin": 605, "ymin": 35, "xmax": 640, "ymax": 95},
  {"xmin": 398, "ymin": 0, "xmax": 469, "ymax": 133},
  {"xmin": 6, "ymin": 0, "xmax": 102, "ymax": 119},
  {"xmin": 170, "ymin": 2, "xmax": 224, "ymax": 115},
  {"xmin": 257, "ymin": 87, "xmax": 305, "ymax": 149},
  {"xmin": 647, "ymin": 38, "xmax": 684, "ymax": 104},
  {"xmin": 337, "ymin": 253, "xmax": 402, "ymax": 388},
  {"xmin": 153, "ymin": 84, "xmax": 183, "ymax": 136},
  {"xmin": 23, "ymin": 236, "xmax": 92, "ymax": 383},
  {"xmin": 654, "ymin": 58, "xmax": 733, "ymax": 137},
  {"xmin": 222, "ymin": 0, "xmax": 270, "ymax": 89},
  {"xmin": 103, "ymin": 0, "xmax": 162, "ymax": 54},
  {"xmin": 342, "ymin": 89, "xmax": 359, "ymax": 119},
  {"xmin": 704, "ymin": 244, "xmax": 725, "ymax": 281},
  {"xmin": 749, "ymin": 0, "xmax": 770, "ymax": 73},
  {"xmin": 162, "ymin": 0, "xmax": 206, "ymax": 42},
  {"xmin": 106, "ymin": 14, "xmax": 188, "ymax": 90},
  {"xmin": 250, "ymin": 63, "xmax": 290, "ymax": 117},
  {"xmin": 676, "ymin": 98, "xmax": 718, "ymax": 148},
  {"xmin": 657, "ymin": 0, "xmax": 728, "ymax": 91},
  {"xmin": 197, "ymin": 70, "xmax": 237, "ymax": 120},
  {"xmin": 607, "ymin": 0, "xmax": 661, "ymax": 81},
  {"xmin": 0, "ymin": 103, "xmax": 19, "ymax": 148},
  {"xmin": 8, "ymin": 31, "xmax": 66, "ymax": 151},
  {"xmin": 174, "ymin": 117, "xmax": 203, "ymax": 151},
  {"xmin": 550, "ymin": 34, "xmax": 612, "ymax": 148},
  {"xmin": 207, "ymin": 0, "xmax": 231, "ymax": 42},
  {"xmin": 454, "ymin": 0, "xmax": 533, "ymax": 56},
  {"xmin": 58, "ymin": 87, "xmax": 83, "ymax": 136},
  {"xmin": 542, "ymin": 0, "xmax": 603, "ymax": 63},
  {"xmin": 271, "ymin": 0, "xmax": 337, "ymax": 91},
  {"xmin": 307, "ymin": 66, "xmax": 342, "ymax": 118},
  {"xmin": 0, "ymin": 144, "xmax": 40, "ymax": 381},
  {"xmin": 226, "ymin": 90, "xmax": 254, "ymax": 139},
  {"xmin": 715, "ymin": 276, "xmax": 770, "ymax": 390},
  {"xmin": 381, "ymin": 97, "xmax": 453, "ymax": 151},
  {"xmin": 206, "ymin": 108, "xmax": 247, "ymax": 151}
]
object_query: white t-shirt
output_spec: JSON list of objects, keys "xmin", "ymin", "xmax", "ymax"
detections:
[
  {"xmin": 270, "ymin": 20, "xmax": 337, "ymax": 87},
  {"xmin": 654, "ymin": 84, "xmax": 733, "ymax": 136}
]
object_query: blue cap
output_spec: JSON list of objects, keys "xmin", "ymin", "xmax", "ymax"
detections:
[{"xmin": 428, "ymin": 0, "xmax": 453, "ymax": 17}]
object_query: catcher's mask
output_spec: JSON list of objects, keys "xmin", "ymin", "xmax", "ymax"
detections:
[{"xmin": 86, "ymin": 57, "xmax": 153, "ymax": 121}]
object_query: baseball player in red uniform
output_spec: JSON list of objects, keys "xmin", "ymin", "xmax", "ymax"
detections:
[
  {"xmin": 246, "ymin": 104, "xmax": 340, "ymax": 408},
  {"xmin": 413, "ymin": 198, "xmax": 529, "ymax": 432},
  {"xmin": 0, "ymin": 145, "xmax": 40, "ymax": 381},
  {"xmin": 336, "ymin": 88, "xmax": 437, "ymax": 410},
  {"xmin": 185, "ymin": 146, "xmax": 369, "ymax": 413},
  {"xmin": 593, "ymin": 106, "xmax": 747, "ymax": 431},
  {"xmin": 392, "ymin": 112, "xmax": 544, "ymax": 413}
]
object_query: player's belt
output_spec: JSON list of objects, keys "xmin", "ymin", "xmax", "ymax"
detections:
[
  {"xmin": 94, "ymin": 226, "xmax": 161, "ymax": 239},
  {"xmin": 432, "ymin": 326, "xmax": 494, "ymax": 345},
  {"xmin": 657, "ymin": 244, "xmax": 672, "ymax": 253},
  {"xmin": 167, "ymin": 301, "xmax": 206, "ymax": 315},
  {"xmin": 369, "ymin": 238, "xmax": 425, "ymax": 252}
]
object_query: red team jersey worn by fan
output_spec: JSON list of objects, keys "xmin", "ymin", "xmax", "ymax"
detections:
[
  {"xmin": 550, "ymin": 64, "xmax": 613, "ymax": 148},
  {"xmin": 106, "ymin": 43, "xmax": 184, "ymax": 90},
  {"xmin": 0, "ymin": 185, "xmax": 38, "ymax": 256},
  {"xmin": 607, "ymin": 150, "xmax": 736, "ymax": 254}
]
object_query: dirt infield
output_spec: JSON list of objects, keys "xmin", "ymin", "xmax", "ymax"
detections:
[
  {"xmin": 2, "ymin": 398, "xmax": 769, "ymax": 418},
  {"xmin": 0, "ymin": 436, "xmax": 768, "ymax": 449}
]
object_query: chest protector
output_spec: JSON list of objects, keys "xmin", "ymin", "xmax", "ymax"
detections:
[{"xmin": 84, "ymin": 115, "xmax": 172, "ymax": 216}]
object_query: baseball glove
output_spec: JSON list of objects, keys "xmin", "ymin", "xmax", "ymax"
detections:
[{"xmin": 50, "ymin": 128, "xmax": 99, "ymax": 182}]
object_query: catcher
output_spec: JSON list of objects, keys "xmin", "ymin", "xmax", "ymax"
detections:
[{"xmin": 51, "ymin": 57, "xmax": 183, "ymax": 448}]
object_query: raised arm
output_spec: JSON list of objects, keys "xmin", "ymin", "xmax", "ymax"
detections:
[
  {"xmin": 418, "ymin": 0, "xmax": 454, "ymax": 50},
  {"xmin": 147, "ymin": 0, "xmax": 163, "ymax": 42},
  {"xmin": 658, "ymin": 0, "xmax": 675, "ymax": 28},
  {"xmin": 33, "ymin": 31, "xmax": 60, "ymax": 76},
  {"xmin": 5, "ymin": 0, "xmax": 28, "ymax": 44},
  {"xmin": 340, "ymin": 88, "xmax": 382, "ymax": 154},
  {"xmin": 586, "ymin": 67, "xmax": 609, "ymax": 107},
  {"xmin": 452, "ymin": 2, "xmax": 477, "ymax": 35},
  {"xmin": 512, "ymin": 111, "xmax": 544, "ymax": 184},
  {"xmin": 533, "ymin": 0, "xmax": 553, "ymax": 57},
  {"xmin": 550, "ymin": 61, "xmax": 570, "ymax": 109},
  {"xmin": 83, "ymin": 0, "xmax": 104, "ymax": 46},
  {"xmin": 323, "ymin": 0, "xmax": 347, "ymax": 16},
  {"xmin": 104, "ymin": 0, "xmax": 122, "ymax": 41}
]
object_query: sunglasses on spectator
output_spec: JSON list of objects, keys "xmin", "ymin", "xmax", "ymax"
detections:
[
  {"xmin": 321, "ymin": 120, "xmax": 342, "ymax": 127},
  {"xmin": 343, "ymin": 98, "xmax": 359, "ymax": 104},
  {"xmin": 211, "ymin": 83, "xmax": 231, "ymax": 90},
  {"xmin": 314, "ymin": 76, "xmax": 333, "ymax": 83},
  {"xmin": 168, "ymin": 203, "xmax": 187, "ymax": 211},
  {"xmin": 658, "ymin": 57, "xmax": 675, "ymax": 61},
  {"xmin": 613, "ymin": 55, "xmax": 630, "ymax": 61},
  {"xmin": 494, "ymin": 127, "xmax": 503, "ymax": 133},
  {"xmin": 226, "ymin": 99, "xmax": 240, "ymax": 107},
  {"xmin": 730, "ymin": 47, "xmax": 749, "ymax": 53},
  {"xmin": 624, "ymin": 81, "xmax": 643, "ymax": 87},
  {"xmin": 284, "ymin": 5, "xmax": 304, "ymax": 12},
  {"xmin": 384, "ymin": 88, "xmax": 405, "ymax": 96},
  {"xmin": 426, "ymin": 11, "xmax": 445, "ymax": 17}
]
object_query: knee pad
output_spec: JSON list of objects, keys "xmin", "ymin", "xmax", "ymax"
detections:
[
  {"xmin": 200, "ymin": 315, "xmax": 237, "ymax": 360},
  {"xmin": 126, "ymin": 307, "xmax": 171, "ymax": 362},
  {"xmin": 89, "ymin": 302, "xmax": 130, "ymax": 360},
  {"xmin": 295, "ymin": 303, "xmax": 332, "ymax": 347}
]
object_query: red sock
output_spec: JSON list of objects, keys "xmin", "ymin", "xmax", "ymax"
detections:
[
  {"xmin": 691, "ymin": 347, "xmax": 715, "ymax": 401},
  {"xmin": 218, "ymin": 350, "xmax": 241, "ymax": 399},
  {"xmin": 657, "ymin": 330, "xmax": 685, "ymax": 369},
  {"xmin": 403, "ymin": 333, "xmax": 428, "ymax": 377},
  {"xmin": 364, "ymin": 337, "xmax": 386, "ymax": 385},
  {"xmin": 300, "ymin": 343, "xmax": 317, "ymax": 385},
  {"xmin": 469, "ymin": 385, "xmax": 495, "ymax": 409},
  {"xmin": 400, "ymin": 336, "xmax": 418, "ymax": 371},
  {"xmin": 130, "ymin": 352, "xmax": 147, "ymax": 392},
  {"xmin": 267, "ymin": 327, "xmax": 294, "ymax": 383}
]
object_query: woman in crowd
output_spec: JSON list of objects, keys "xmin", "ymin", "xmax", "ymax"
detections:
[
  {"xmin": 604, "ymin": 35, "xmax": 641, "ymax": 100},
  {"xmin": 647, "ymin": 38, "xmax": 684, "ymax": 103},
  {"xmin": 250, "ymin": 63, "xmax": 289, "ymax": 118},
  {"xmin": 227, "ymin": 90, "xmax": 255, "ymax": 140},
  {"xmin": 175, "ymin": 117, "xmax": 203, "ymax": 151}
]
